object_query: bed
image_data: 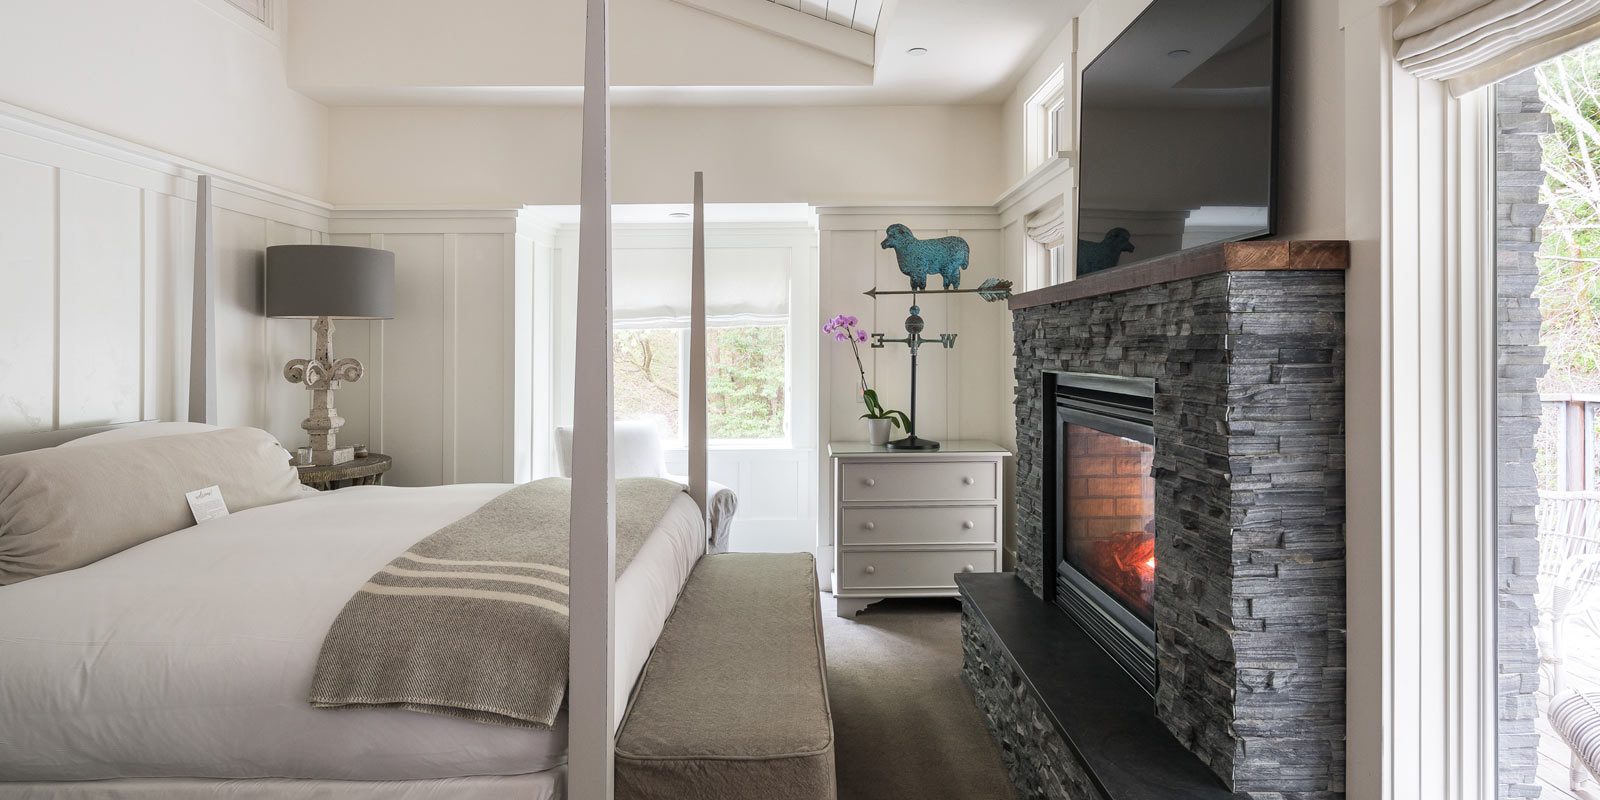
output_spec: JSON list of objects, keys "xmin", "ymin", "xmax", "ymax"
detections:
[{"xmin": 0, "ymin": 458, "xmax": 709, "ymax": 798}]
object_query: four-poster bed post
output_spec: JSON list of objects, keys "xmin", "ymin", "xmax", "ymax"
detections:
[
  {"xmin": 189, "ymin": 174, "xmax": 217, "ymax": 425},
  {"xmin": 689, "ymin": 172, "xmax": 708, "ymax": 519},
  {"xmin": 568, "ymin": 0, "xmax": 617, "ymax": 793},
  {"xmin": 568, "ymin": 0, "xmax": 710, "ymax": 795}
]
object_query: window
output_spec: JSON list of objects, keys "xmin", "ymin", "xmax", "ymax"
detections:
[
  {"xmin": 614, "ymin": 329, "xmax": 682, "ymax": 436},
  {"xmin": 1048, "ymin": 244, "xmax": 1069, "ymax": 285},
  {"xmin": 1025, "ymin": 66, "xmax": 1068, "ymax": 174},
  {"xmin": 1025, "ymin": 198, "xmax": 1069, "ymax": 286},
  {"xmin": 613, "ymin": 325, "xmax": 789, "ymax": 443}
]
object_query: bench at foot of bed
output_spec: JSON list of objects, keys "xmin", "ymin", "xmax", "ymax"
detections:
[{"xmin": 615, "ymin": 552, "xmax": 836, "ymax": 800}]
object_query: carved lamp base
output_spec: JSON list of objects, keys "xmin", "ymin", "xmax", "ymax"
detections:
[{"xmin": 284, "ymin": 316, "xmax": 364, "ymax": 468}]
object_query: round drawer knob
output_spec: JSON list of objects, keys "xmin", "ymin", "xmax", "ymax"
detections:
[
  {"xmin": 962, "ymin": 476, "xmax": 975, "ymax": 486},
  {"xmin": 864, "ymin": 565, "xmax": 877, "ymax": 575},
  {"xmin": 864, "ymin": 521, "xmax": 876, "ymax": 530},
  {"xmin": 962, "ymin": 520, "xmax": 975, "ymax": 530},
  {"xmin": 962, "ymin": 564, "xmax": 976, "ymax": 573},
  {"xmin": 863, "ymin": 478, "xmax": 877, "ymax": 487}
]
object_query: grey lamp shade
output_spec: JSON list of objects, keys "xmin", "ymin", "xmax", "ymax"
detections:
[{"xmin": 263, "ymin": 245, "xmax": 395, "ymax": 319}]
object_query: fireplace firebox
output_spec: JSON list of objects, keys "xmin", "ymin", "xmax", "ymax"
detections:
[{"xmin": 1045, "ymin": 372, "xmax": 1158, "ymax": 694}]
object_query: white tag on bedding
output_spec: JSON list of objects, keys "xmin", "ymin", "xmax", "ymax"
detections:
[{"xmin": 185, "ymin": 485, "xmax": 230, "ymax": 523}]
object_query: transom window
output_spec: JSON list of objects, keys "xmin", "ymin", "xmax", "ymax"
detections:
[{"xmin": 1025, "ymin": 66, "xmax": 1068, "ymax": 174}]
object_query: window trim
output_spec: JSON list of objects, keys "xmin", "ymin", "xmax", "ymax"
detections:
[{"xmin": 1025, "ymin": 66, "xmax": 1068, "ymax": 175}]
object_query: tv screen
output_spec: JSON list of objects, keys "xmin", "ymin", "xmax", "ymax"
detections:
[{"xmin": 1075, "ymin": 0, "xmax": 1278, "ymax": 276}]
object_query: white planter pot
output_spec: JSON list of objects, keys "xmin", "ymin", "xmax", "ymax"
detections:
[{"xmin": 866, "ymin": 418, "xmax": 893, "ymax": 446}]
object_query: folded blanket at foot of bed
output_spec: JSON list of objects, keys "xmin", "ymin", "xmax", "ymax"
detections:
[{"xmin": 309, "ymin": 477, "xmax": 686, "ymax": 728}]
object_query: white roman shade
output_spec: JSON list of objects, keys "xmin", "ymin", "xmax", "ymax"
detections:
[
  {"xmin": 614, "ymin": 247, "xmax": 789, "ymax": 329},
  {"xmin": 1025, "ymin": 200, "xmax": 1067, "ymax": 249},
  {"xmin": 1396, "ymin": 0, "xmax": 1600, "ymax": 93}
]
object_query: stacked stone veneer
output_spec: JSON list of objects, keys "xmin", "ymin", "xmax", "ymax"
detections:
[
  {"xmin": 1496, "ymin": 70, "xmax": 1550, "ymax": 800},
  {"xmin": 1005, "ymin": 270, "xmax": 1346, "ymax": 798},
  {"xmin": 961, "ymin": 607, "xmax": 1111, "ymax": 800}
]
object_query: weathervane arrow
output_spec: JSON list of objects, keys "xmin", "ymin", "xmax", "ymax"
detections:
[{"xmin": 862, "ymin": 277, "xmax": 1013, "ymax": 302}]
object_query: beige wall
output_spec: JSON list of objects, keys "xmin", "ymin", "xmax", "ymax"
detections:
[
  {"xmin": 326, "ymin": 104, "xmax": 1003, "ymax": 207},
  {"xmin": 0, "ymin": 0, "xmax": 328, "ymax": 197}
]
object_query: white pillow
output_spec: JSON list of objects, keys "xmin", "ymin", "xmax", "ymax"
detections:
[
  {"xmin": 555, "ymin": 419, "xmax": 667, "ymax": 479},
  {"xmin": 59, "ymin": 421, "xmax": 221, "ymax": 448},
  {"xmin": 0, "ymin": 427, "xmax": 303, "ymax": 585}
]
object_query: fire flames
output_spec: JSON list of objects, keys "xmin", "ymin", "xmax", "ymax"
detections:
[{"xmin": 1092, "ymin": 531, "xmax": 1156, "ymax": 615}]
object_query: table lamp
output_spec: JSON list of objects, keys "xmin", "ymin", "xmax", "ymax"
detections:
[{"xmin": 264, "ymin": 244, "xmax": 395, "ymax": 465}]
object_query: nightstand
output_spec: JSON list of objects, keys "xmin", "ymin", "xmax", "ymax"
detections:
[
  {"xmin": 830, "ymin": 440, "xmax": 1010, "ymax": 617},
  {"xmin": 297, "ymin": 453, "xmax": 392, "ymax": 491}
]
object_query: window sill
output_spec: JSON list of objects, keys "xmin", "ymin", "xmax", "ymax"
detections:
[{"xmin": 996, "ymin": 154, "xmax": 1076, "ymax": 218}]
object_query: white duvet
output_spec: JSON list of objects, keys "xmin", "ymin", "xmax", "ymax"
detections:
[{"xmin": 0, "ymin": 484, "xmax": 705, "ymax": 782}]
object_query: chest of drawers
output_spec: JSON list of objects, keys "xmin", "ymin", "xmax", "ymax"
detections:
[{"xmin": 829, "ymin": 441, "xmax": 1010, "ymax": 617}]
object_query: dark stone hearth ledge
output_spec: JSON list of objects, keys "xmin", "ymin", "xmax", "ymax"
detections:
[
  {"xmin": 1008, "ymin": 240, "xmax": 1351, "ymax": 310},
  {"xmin": 958, "ymin": 573, "xmax": 1237, "ymax": 800}
]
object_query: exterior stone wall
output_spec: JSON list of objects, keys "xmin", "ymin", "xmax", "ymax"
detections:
[
  {"xmin": 960, "ymin": 601, "xmax": 1110, "ymax": 800},
  {"xmin": 1496, "ymin": 70, "xmax": 1550, "ymax": 800},
  {"xmin": 1010, "ymin": 271, "xmax": 1345, "ymax": 797}
]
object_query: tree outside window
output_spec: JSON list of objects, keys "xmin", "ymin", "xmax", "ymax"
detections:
[{"xmin": 612, "ymin": 325, "xmax": 788, "ymax": 443}]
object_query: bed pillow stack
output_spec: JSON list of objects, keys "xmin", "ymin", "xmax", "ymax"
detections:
[{"xmin": 0, "ymin": 427, "xmax": 303, "ymax": 586}]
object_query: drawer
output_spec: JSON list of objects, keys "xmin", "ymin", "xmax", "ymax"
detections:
[
  {"xmin": 840, "ymin": 506, "xmax": 998, "ymax": 546},
  {"xmin": 839, "ymin": 460, "xmax": 998, "ymax": 503},
  {"xmin": 838, "ymin": 549, "xmax": 998, "ymax": 591}
]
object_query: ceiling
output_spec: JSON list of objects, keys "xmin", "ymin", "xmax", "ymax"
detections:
[
  {"xmin": 767, "ymin": 0, "xmax": 882, "ymax": 35},
  {"xmin": 287, "ymin": 0, "xmax": 1080, "ymax": 107}
]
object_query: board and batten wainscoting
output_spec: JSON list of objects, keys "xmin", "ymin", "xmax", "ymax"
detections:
[
  {"xmin": 0, "ymin": 100, "xmax": 331, "ymax": 449},
  {"xmin": 327, "ymin": 209, "xmax": 544, "ymax": 487},
  {"xmin": 817, "ymin": 207, "xmax": 1019, "ymax": 585},
  {"xmin": 0, "ymin": 101, "xmax": 543, "ymax": 488}
]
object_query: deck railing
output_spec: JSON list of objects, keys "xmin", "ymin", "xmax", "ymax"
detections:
[{"xmin": 1544, "ymin": 394, "xmax": 1600, "ymax": 491}]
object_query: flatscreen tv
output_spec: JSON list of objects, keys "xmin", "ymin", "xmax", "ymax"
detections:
[{"xmin": 1075, "ymin": 0, "xmax": 1279, "ymax": 276}]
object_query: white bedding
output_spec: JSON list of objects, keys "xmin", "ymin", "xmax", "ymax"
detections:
[{"xmin": 0, "ymin": 484, "xmax": 705, "ymax": 783}]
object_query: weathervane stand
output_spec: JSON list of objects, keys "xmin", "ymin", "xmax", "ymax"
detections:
[{"xmin": 871, "ymin": 299, "xmax": 956, "ymax": 451}]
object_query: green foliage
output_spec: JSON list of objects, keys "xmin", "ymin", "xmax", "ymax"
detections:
[
  {"xmin": 613, "ymin": 325, "xmax": 789, "ymax": 441},
  {"xmin": 706, "ymin": 326, "xmax": 787, "ymax": 440},
  {"xmin": 1537, "ymin": 51, "xmax": 1600, "ymax": 394},
  {"xmin": 860, "ymin": 389, "xmax": 911, "ymax": 430},
  {"xmin": 1530, "ymin": 50, "xmax": 1600, "ymax": 489}
]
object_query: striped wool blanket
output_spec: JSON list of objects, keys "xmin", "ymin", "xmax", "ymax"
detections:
[{"xmin": 309, "ymin": 477, "xmax": 686, "ymax": 728}]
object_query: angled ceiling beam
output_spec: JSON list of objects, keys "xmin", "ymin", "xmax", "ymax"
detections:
[{"xmin": 670, "ymin": 0, "xmax": 874, "ymax": 66}]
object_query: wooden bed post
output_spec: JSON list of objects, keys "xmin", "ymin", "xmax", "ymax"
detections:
[
  {"xmin": 568, "ymin": 0, "xmax": 617, "ymax": 795},
  {"xmin": 189, "ymin": 174, "xmax": 217, "ymax": 425},
  {"xmin": 689, "ymin": 173, "xmax": 708, "ymax": 519}
]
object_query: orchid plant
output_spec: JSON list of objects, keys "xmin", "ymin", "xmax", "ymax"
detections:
[{"xmin": 823, "ymin": 314, "xmax": 911, "ymax": 431}]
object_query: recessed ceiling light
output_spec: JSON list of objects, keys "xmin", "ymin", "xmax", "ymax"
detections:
[
  {"xmin": 669, "ymin": 212, "xmax": 691, "ymax": 218},
  {"xmin": 1167, "ymin": 49, "xmax": 1191, "ymax": 58},
  {"xmin": 907, "ymin": 47, "xmax": 929, "ymax": 56}
]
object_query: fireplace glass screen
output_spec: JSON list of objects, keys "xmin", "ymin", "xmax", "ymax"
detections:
[{"xmin": 1063, "ymin": 423, "xmax": 1155, "ymax": 626}]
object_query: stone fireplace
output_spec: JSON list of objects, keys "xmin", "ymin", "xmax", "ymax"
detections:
[{"xmin": 958, "ymin": 241, "xmax": 1348, "ymax": 800}]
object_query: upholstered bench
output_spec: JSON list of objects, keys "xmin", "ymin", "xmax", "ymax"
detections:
[{"xmin": 616, "ymin": 553, "xmax": 836, "ymax": 800}]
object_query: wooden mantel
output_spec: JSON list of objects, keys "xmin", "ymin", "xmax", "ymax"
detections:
[{"xmin": 1008, "ymin": 240, "xmax": 1351, "ymax": 311}]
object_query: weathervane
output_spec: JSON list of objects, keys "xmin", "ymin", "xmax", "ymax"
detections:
[{"xmin": 871, "ymin": 225, "xmax": 1013, "ymax": 451}]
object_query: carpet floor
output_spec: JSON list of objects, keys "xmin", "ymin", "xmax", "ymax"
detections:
[{"xmin": 822, "ymin": 595, "xmax": 1018, "ymax": 800}]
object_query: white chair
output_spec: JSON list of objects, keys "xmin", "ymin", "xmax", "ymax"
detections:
[
  {"xmin": 555, "ymin": 419, "xmax": 737, "ymax": 553},
  {"xmin": 1538, "ymin": 493, "xmax": 1600, "ymax": 693}
]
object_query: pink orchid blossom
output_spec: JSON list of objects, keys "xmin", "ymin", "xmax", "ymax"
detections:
[{"xmin": 824, "ymin": 312, "xmax": 871, "ymax": 395}]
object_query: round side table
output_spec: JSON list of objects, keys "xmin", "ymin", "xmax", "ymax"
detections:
[{"xmin": 297, "ymin": 453, "xmax": 392, "ymax": 491}]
